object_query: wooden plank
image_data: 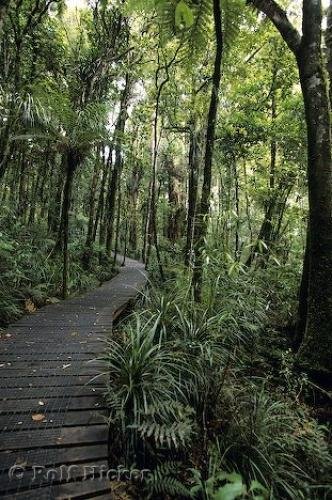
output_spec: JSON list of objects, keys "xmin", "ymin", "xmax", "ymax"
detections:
[
  {"xmin": 0, "ymin": 375, "xmax": 106, "ymax": 389},
  {"xmin": 0, "ymin": 424, "xmax": 107, "ymax": 451},
  {"xmin": 0, "ymin": 354, "xmax": 94, "ymax": 362},
  {"xmin": 0, "ymin": 444, "xmax": 109, "ymax": 471},
  {"xmin": 0, "ymin": 367, "xmax": 101, "ymax": 377},
  {"xmin": 1, "ymin": 344, "xmax": 103, "ymax": 354},
  {"xmin": 1, "ymin": 478, "xmax": 112, "ymax": 499},
  {"xmin": 0, "ymin": 460, "xmax": 109, "ymax": 494},
  {"xmin": 1, "ymin": 396, "xmax": 105, "ymax": 413},
  {"xmin": 0, "ymin": 385, "xmax": 102, "ymax": 399},
  {"xmin": 0, "ymin": 409, "xmax": 107, "ymax": 432}
]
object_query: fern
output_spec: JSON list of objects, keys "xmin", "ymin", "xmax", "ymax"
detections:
[
  {"xmin": 160, "ymin": 0, "xmax": 212, "ymax": 58},
  {"xmin": 144, "ymin": 461, "xmax": 193, "ymax": 499},
  {"xmin": 143, "ymin": 0, "xmax": 244, "ymax": 58},
  {"xmin": 135, "ymin": 401, "xmax": 195, "ymax": 449},
  {"xmin": 221, "ymin": 0, "xmax": 245, "ymax": 52}
]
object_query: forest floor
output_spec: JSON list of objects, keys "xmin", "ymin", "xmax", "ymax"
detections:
[{"xmin": 0, "ymin": 256, "xmax": 147, "ymax": 499}]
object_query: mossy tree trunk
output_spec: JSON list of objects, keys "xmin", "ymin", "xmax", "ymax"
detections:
[
  {"xmin": 295, "ymin": 6, "xmax": 332, "ymax": 376},
  {"xmin": 250, "ymin": 0, "xmax": 332, "ymax": 376}
]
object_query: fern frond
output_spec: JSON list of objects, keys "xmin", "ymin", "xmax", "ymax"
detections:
[
  {"xmin": 135, "ymin": 401, "xmax": 195, "ymax": 449},
  {"xmin": 222, "ymin": 0, "xmax": 245, "ymax": 52},
  {"xmin": 155, "ymin": 0, "xmax": 243, "ymax": 58},
  {"xmin": 144, "ymin": 461, "xmax": 193, "ymax": 498}
]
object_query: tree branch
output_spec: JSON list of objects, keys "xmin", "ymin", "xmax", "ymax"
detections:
[{"xmin": 247, "ymin": 0, "xmax": 301, "ymax": 54}]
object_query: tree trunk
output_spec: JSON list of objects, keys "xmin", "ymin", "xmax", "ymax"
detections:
[
  {"xmin": 295, "ymin": 14, "xmax": 332, "ymax": 375},
  {"xmin": 28, "ymin": 165, "xmax": 41, "ymax": 225},
  {"xmin": 192, "ymin": 0, "xmax": 223, "ymax": 301},
  {"xmin": 294, "ymin": 228, "xmax": 310, "ymax": 349},
  {"xmin": 98, "ymin": 149, "xmax": 112, "ymax": 256},
  {"xmin": 246, "ymin": 65, "xmax": 279, "ymax": 267},
  {"xmin": 251, "ymin": 0, "xmax": 332, "ymax": 379},
  {"xmin": 105, "ymin": 162, "xmax": 118, "ymax": 255},
  {"xmin": 17, "ymin": 153, "xmax": 28, "ymax": 221},
  {"xmin": 94, "ymin": 148, "xmax": 110, "ymax": 244},
  {"xmin": 48, "ymin": 157, "xmax": 64, "ymax": 235},
  {"xmin": 326, "ymin": 0, "xmax": 332, "ymax": 107},
  {"xmin": 184, "ymin": 127, "xmax": 200, "ymax": 266},
  {"xmin": 106, "ymin": 74, "xmax": 131, "ymax": 255},
  {"xmin": 233, "ymin": 159, "xmax": 240, "ymax": 260},
  {"xmin": 113, "ymin": 176, "xmax": 122, "ymax": 266},
  {"xmin": 82, "ymin": 153, "xmax": 101, "ymax": 267},
  {"xmin": 127, "ymin": 158, "xmax": 143, "ymax": 254},
  {"xmin": 58, "ymin": 149, "xmax": 81, "ymax": 299}
]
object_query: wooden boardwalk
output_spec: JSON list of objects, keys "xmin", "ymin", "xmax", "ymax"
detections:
[{"xmin": 0, "ymin": 258, "xmax": 147, "ymax": 499}]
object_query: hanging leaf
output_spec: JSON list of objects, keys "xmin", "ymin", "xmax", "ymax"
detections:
[{"xmin": 175, "ymin": 0, "xmax": 194, "ymax": 29}]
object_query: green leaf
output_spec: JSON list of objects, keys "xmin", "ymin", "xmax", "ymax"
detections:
[
  {"xmin": 0, "ymin": 241, "xmax": 14, "ymax": 252},
  {"xmin": 175, "ymin": 0, "xmax": 194, "ymax": 29},
  {"xmin": 249, "ymin": 479, "xmax": 268, "ymax": 499},
  {"xmin": 213, "ymin": 481, "xmax": 246, "ymax": 500}
]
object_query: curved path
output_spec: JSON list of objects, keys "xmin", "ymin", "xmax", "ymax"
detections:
[{"xmin": 0, "ymin": 257, "xmax": 147, "ymax": 499}]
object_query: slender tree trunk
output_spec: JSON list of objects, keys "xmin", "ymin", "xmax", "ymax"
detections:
[
  {"xmin": 105, "ymin": 162, "xmax": 118, "ymax": 255},
  {"xmin": 106, "ymin": 74, "xmax": 131, "ymax": 255},
  {"xmin": 185, "ymin": 127, "xmax": 200, "ymax": 266},
  {"xmin": 83, "ymin": 153, "xmax": 100, "ymax": 267},
  {"xmin": 61, "ymin": 149, "xmax": 81, "ymax": 299},
  {"xmin": 233, "ymin": 159, "xmax": 240, "ymax": 260},
  {"xmin": 166, "ymin": 158, "xmax": 183, "ymax": 243},
  {"xmin": 128, "ymin": 159, "xmax": 143, "ymax": 254},
  {"xmin": 28, "ymin": 165, "xmax": 41, "ymax": 225},
  {"xmin": 98, "ymin": 149, "xmax": 112, "ymax": 256},
  {"xmin": 39, "ymin": 147, "xmax": 52, "ymax": 220},
  {"xmin": 86, "ymin": 156, "xmax": 100, "ymax": 245},
  {"xmin": 242, "ymin": 160, "xmax": 253, "ymax": 245},
  {"xmin": 94, "ymin": 148, "xmax": 109, "ymax": 244},
  {"xmin": 145, "ymin": 76, "xmax": 165, "ymax": 280},
  {"xmin": 17, "ymin": 153, "xmax": 28, "ymax": 221},
  {"xmin": 144, "ymin": 46, "xmax": 180, "ymax": 277},
  {"xmin": 294, "ymin": 228, "xmax": 310, "ymax": 349},
  {"xmin": 192, "ymin": 0, "xmax": 223, "ymax": 301},
  {"xmin": 48, "ymin": 157, "xmax": 64, "ymax": 235},
  {"xmin": 246, "ymin": 65, "xmax": 278, "ymax": 266},
  {"xmin": 113, "ymin": 176, "xmax": 122, "ymax": 266}
]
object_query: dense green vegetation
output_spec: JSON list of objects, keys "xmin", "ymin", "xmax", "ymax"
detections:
[{"xmin": 1, "ymin": 0, "xmax": 332, "ymax": 498}]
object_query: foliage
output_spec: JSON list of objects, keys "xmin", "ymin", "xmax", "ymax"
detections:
[
  {"xmin": 102, "ymin": 264, "xmax": 332, "ymax": 498},
  {"xmin": 0, "ymin": 217, "xmax": 115, "ymax": 325}
]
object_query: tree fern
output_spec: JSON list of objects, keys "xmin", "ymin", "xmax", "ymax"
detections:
[
  {"xmin": 221, "ymin": 0, "xmax": 245, "ymax": 52},
  {"xmin": 130, "ymin": 0, "xmax": 244, "ymax": 57}
]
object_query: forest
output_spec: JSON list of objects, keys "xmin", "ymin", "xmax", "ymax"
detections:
[{"xmin": 0, "ymin": 0, "xmax": 332, "ymax": 498}]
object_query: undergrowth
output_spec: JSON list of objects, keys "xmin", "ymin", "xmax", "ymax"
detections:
[
  {"xmin": 101, "ymin": 258, "xmax": 332, "ymax": 500},
  {"xmin": 0, "ymin": 219, "xmax": 116, "ymax": 326}
]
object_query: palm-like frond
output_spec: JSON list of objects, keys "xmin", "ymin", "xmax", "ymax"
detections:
[
  {"xmin": 10, "ymin": 85, "xmax": 110, "ymax": 151},
  {"xmin": 130, "ymin": 0, "xmax": 244, "ymax": 58}
]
